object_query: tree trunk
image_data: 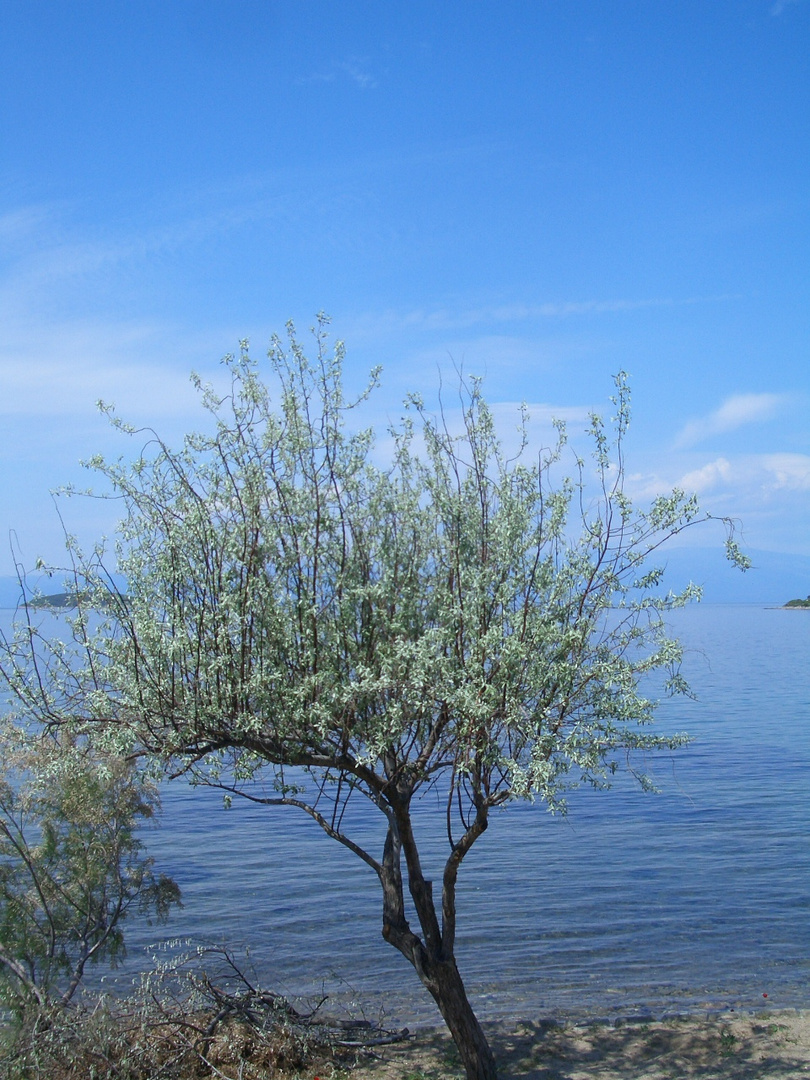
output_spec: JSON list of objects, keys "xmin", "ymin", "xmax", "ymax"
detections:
[
  {"xmin": 379, "ymin": 794, "xmax": 498, "ymax": 1080},
  {"xmin": 419, "ymin": 952, "xmax": 498, "ymax": 1080}
]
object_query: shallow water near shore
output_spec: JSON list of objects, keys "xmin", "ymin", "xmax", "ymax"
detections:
[{"xmin": 5, "ymin": 603, "xmax": 809, "ymax": 1024}]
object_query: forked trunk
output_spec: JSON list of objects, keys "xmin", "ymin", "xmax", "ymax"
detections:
[
  {"xmin": 379, "ymin": 791, "xmax": 498, "ymax": 1079},
  {"xmin": 419, "ymin": 953, "xmax": 498, "ymax": 1080}
]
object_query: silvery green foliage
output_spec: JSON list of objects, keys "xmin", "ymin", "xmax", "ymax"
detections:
[
  {"xmin": 5, "ymin": 317, "xmax": 747, "ymax": 826},
  {"xmin": 0, "ymin": 317, "xmax": 748, "ymax": 1080}
]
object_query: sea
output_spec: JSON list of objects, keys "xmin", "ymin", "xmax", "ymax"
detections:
[{"xmin": 2, "ymin": 603, "xmax": 808, "ymax": 1025}]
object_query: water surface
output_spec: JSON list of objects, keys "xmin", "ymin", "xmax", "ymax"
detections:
[{"xmin": 4, "ymin": 604, "xmax": 808, "ymax": 1023}]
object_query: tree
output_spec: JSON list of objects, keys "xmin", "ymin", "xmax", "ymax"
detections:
[
  {"xmin": 0, "ymin": 318, "xmax": 747, "ymax": 1080},
  {"xmin": 0, "ymin": 726, "xmax": 181, "ymax": 1016}
]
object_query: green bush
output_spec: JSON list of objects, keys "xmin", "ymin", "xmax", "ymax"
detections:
[{"xmin": 0, "ymin": 727, "xmax": 180, "ymax": 1016}]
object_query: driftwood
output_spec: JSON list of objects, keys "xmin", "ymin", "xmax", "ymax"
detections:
[
  {"xmin": 198, "ymin": 974, "xmax": 409, "ymax": 1048},
  {"xmin": 1, "ymin": 943, "xmax": 412, "ymax": 1079},
  {"xmin": 184, "ymin": 946, "xmax": 411, "ymax": 1061}
]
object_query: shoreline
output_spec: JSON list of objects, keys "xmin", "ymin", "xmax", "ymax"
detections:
[{"xmin": 349, "ymin": 1008, "xmax": 810, "ymax": 1079}]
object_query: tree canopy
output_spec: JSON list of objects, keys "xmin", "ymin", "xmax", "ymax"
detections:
[{"xmin": 0, "ymin": 318, "xmax": 747, "ymax": 1080}]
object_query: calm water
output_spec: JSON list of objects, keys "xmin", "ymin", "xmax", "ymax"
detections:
[{"xmin": 4, "ymin": 605, "xmax": 809, "ymax": 1023}]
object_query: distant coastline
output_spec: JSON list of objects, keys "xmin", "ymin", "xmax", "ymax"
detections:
[
  {"xmin": 5, "ymin": 592, "xmax": 90, "ymax": 611},
  {"xmin": 30, "ymin": 592, "xmax": 88, "ymax": 609},
  {"xmin": 783, "ymin": 596, "xmax": 810, "ymax": 609}
]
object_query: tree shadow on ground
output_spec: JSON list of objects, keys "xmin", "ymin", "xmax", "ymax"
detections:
[{"xmin": 357, "ymin": 1012, "xmax": 809, "ymax": 1080}]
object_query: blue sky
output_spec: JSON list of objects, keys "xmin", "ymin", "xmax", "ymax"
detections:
[{"xmin": 1, "ymin": 1, "xmax": 809, "ymax": 592}]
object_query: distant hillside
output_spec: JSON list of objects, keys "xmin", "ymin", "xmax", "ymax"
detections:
[
  {"xmin": 28, "ymin": 591, "xmax": 90, "ymax": 609},
  {"xmin": 0, "ymin": 582, "xmax": 85, "ymax": 609},
  {"xmin": 0, "ymin": 576, "xmax": 125, "ymax": 609}
]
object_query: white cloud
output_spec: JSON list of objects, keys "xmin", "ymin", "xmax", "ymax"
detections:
[
  {"xmin": 627, "ymin": 451, "xmax": 810, "ymax": 518},
  {"xmin": 675, "ymin": 392, "xmax": 785, "ymax": 448},
  {"xmin": 760, "ymin": 453, "xmax": 810, "ymax": 491},
  {"xmin": 678, "ymin": 457, "xmax": 732, "ymax": 494}
]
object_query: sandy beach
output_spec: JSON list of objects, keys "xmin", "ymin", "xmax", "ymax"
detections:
[{"xmin": 350, "ymin": 1010, "xmax": 810, "ymax": 1079}]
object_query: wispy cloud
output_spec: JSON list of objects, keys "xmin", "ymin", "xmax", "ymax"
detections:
[
  {"xmin": 771, "ymin": 0, "xmax": 805, "ymax": 15},
  {"xmin": 345, "ymin": 294, "xmax": 737, "ymax": 340},
  {"xmin": 488, "ymin": 399, "xmax": 591, "ymax": 432},
  {"xmin": 674, "ymin": 392, "xmax": 785, "ymax": 448},
  {"xmin": 340, "ymin": 58, "xmax": 378, "ymax": 89},
  {"xmin": 760, "ymin": 453, "xmax": 810, "ymax": 490},
  {"xmin": 0, "ymin": 204, "xmax": 58, "ymax": 245},
  {"xmin": 0, "ymin": 198, "xmax": 291, "ymax": 311},
  {"xmin": 369, "ymin": 396, "xmax": 594, "ymax": 473},
  {"xmin": 297, "ymin": 56, "xmax": 378, "ymax": 89},
  {"xmin": 0, "ymin": 318, "xmax": 217, "ymax": 420}
]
